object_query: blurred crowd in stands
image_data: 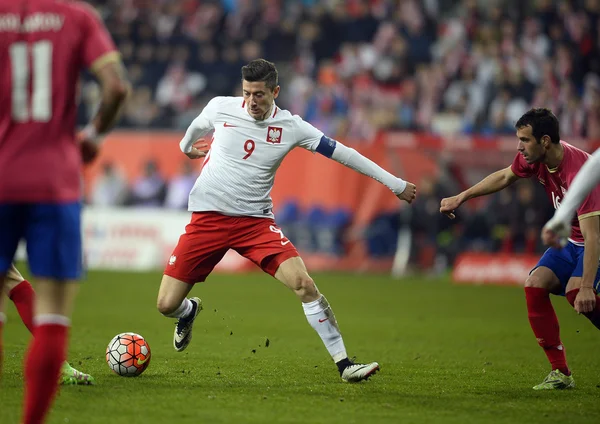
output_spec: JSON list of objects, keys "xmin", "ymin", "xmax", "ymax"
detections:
[
  {"xmin": 80, "ymin": 0, "xmax": 600, "ymax": 138},
  {"xmin": 83, "ymin": 0, "xmax": 599, "ymax": 269}
]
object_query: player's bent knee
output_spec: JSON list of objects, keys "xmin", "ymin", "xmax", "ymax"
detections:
[
  {"xmin": 156, "ymin": 295, "xmax": 178, "ymax": 316},
  {"xmin": 157, "ymin": 274, "xmax": 192, "ymax": 315},
  {"xmin": 290, "ymin": 275, "xmax": 318, "ymax": 301},
  {"xmin": 524, "ymin": 267, "xmax": 561, "ymax": 292},
  {"xmin": 5, "ymin": 264, "xmax": 24, "ymax": 286},
  {"xmin": 156, "ymin": 290, "xmax": 181, "ymax": 315},
  {"xmin": 524, "ymin": 274, "xmax": 548, "ymax": 289},
  {"xmin": 3, "ymin": 264, "xmax": 25, "ymax": 294}
]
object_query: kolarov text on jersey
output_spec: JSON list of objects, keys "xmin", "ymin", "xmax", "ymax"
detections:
[
  {"xmin": 183, "ymin": 96, "xmax": 325, "ymax": 218},
  {"xmin": 511, "ymin": 141, "xmax": 600, "ymax": 245},
  {"xmin": 0, "ymin": 1, "xmax": 118, "ymax": 202}
]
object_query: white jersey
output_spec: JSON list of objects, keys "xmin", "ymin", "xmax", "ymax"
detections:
[{"xmin": 182, "ymin": 97, "xmax": 323, "ymax": 218}]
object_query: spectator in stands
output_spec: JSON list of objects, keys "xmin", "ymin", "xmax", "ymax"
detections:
[
  {"xmin": 122, "ymin": 86, "xmax": 163, "ymax": 128},
  {"xmin": 90, "ymin": 162, "xmax": 129, "ymax": 207},
  {"xmin": 165, "ymin": 162, "xmax": 197, "ymax": 210},
  {"xmin": 129, "ymin": 160, "xmax": 167, "ymax": 208},
  {"xmin": 78, "ymin": 0, "xmax": 599, "ymax": 141},
  {"xmin": 156, "ymin": 62, "xmax": 207, "ymax": 118}
]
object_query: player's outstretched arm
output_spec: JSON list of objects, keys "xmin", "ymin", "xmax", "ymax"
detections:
[
  {"xmin": 317, "ymin": 137, "xmax": 416, "ymax": 204},
  {"xmin": 439, "ymin": 166, "xmax": 519, "ymax": 219},
  {"xmin": 542, "ymin": 149, "xmax": 600, "ymax": 247},
  {"xmin": 79, "ymin": 62, "xmax": 130, "ymax": 163}
]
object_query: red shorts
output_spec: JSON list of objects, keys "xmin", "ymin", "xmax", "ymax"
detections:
[{"xmin": 164, "ymin": 212, "xmax": 299, "ymax": 284}]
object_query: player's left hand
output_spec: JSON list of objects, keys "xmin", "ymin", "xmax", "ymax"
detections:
[
  {"xmin": 574, "ymin": 287, "xmax": 596, "ymax": 314},
  {"xmin": 185, "ymin": 140, "xmax": 210, "ymax": 159},
  {"xmin": 397, "ymin": 182, "xmax": 417, "ymax": 204},
  {"xmin": 541, "ymin": 217, "xmax": 570, "ymax": 248}
]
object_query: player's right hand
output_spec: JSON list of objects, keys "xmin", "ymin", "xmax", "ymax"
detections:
[
  {"xmin": 397, "ymin": 182, "xmax": 417, "ymax": 204},
  {"xmin": 185, "ymin": 140, "xmax": 210, "ymax": 159},
  {"xmin": 78, "ymin": 137, "xmax": 99, "ymax": 165},
  {"xmin": 541, "ymin": 217, "xmax": 570, "ymax": 248},
  {"xmin": 439, "ymin": 195, "xmax": 462, "ymax": 219},
  {"xmin": 574, "ymin": 287, "xmax": 596, "ymax": 314}
]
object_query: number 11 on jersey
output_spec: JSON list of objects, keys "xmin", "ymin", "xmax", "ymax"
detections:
[{"xmin": 10, "ymin": 41, "xmax": 53, "ymax": 122}]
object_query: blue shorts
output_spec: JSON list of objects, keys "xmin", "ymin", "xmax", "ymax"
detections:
[
  {"xmin": 533, "ymin": 242, "xmax": 600, "ymax": 296},
  {"xmin": 0, "ymin": 202, "xmax": 83, "ymax": 280}
]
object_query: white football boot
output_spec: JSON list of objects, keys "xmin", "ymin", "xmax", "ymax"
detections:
[
  {"xmin": 173, "ymin": 297, "xmax": 202, "ymax": 352},
  {"xmin": 341, "ymin": 361, "xmax": 380, "ymax": 383}
]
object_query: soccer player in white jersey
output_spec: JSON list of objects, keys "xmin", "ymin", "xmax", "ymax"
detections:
[
  {"xmin": 156, "ymin": 59, "xmax": 417, "ymax": 383},
  {"xmin": 542, "ymin": 148, "xmax": 600, "ymax": 247}
]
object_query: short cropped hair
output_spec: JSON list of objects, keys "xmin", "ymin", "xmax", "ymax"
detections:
[
  {"xmin": 241, "ymin": 59, "xmax": 278, "ymax": 91},
  {"xmin": 515, "ymin": 108, "xmax": 560, "ymax": 144}
]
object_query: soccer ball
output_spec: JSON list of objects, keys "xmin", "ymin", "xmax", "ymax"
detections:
[{"xmin": 106, "ymin": 332, "xmax": 151, "ymax": 377}]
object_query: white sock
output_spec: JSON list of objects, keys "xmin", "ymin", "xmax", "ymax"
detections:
[
  {"xmin": 0, "ymin": 312, "xmax": 6, "ymax": 324},
  {"xmin": 303, "ymin": 295, "xmax": 347, "ymax": 363},
  {"xmin": 163, "ymin": 298, "xmax": 193, "ymax": 319},
  {"xmin": 34, "ymin": 313, "xmax": 71, "ymax": 327}
]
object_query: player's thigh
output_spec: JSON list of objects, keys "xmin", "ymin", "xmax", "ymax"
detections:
[
  {"xmin": 25, "ymin": 202, "xmax": 83, "ymax": 281},
  {"xmin": 34, "ymin": 278, "xmax": 79, "ymax": 318},
  {"xmin": 3, "ymin": 263, "xmax": 25, "ymax": 293},
  {"xmin": 528, "ymin": 246, "xmax": 578, "ymax": 295},
  {"xmin": 0, "ymin": 204, "xmax": 27, "ymax": 274},
  {"xmin": 232, "ymin": 219, "xmax": 300, "ymax": 278},
  {"xmin": 163, "ymin": 213, "xmax": 230, "ymax": 284},
  {"xmin": 526, "ymin": 266, "xmax": 562, "ymax": 293},
  {"xmin": 157, "ymin": 274, "xmax": 194, "ymax": 313}
]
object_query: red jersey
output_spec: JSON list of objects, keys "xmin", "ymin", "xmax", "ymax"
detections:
[
  {"xmin": 511, "ymin": 141, "xmax": 600, "ymax": 245},
  {"xmin": 0, "ymin": 0, "xmax": 118, "ymax": 202}
]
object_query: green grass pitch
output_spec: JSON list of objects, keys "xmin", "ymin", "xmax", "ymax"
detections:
[{"xmin": 1, "ymin": 270, "xmax": 598, "ymax": 424}]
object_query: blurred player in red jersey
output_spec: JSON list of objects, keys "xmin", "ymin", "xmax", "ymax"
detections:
[
  {"xmin": 440, "ymin": 108, "xmax": 600, "ymax": 390},
  {"xmin": 0, "ymin": 1, "xmax": 129, "ymax": 422}
]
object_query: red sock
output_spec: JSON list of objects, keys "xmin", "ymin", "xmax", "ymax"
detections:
[
  {"xmin": 566, "ymin": 289, "xmax": 600, "ymax": 330},
  {"xmin": 23, "ymin": 322, "xmax": 69, "ymax": 424},
  {"xmin": 525, "ymin": 287, "xmax": 570, "ymax": 375},
  {"xmin": 8, "ymin": 280, "xmax": 35, "ymax": 333}
]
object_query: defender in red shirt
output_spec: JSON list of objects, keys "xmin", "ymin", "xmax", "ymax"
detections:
[{"xmin": 440, "ymin": 108, "xmax": 600, "ymax": 390}]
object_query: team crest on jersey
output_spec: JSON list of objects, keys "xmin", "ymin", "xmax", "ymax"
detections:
[{"xmin": 267, "ymin": 127, "xmax": 282, "ymax": 144}]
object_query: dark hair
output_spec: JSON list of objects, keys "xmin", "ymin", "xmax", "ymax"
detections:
[
  {"xmin": 241, "ymin": 59, "xmax": 278, "ymax": 91},
  {"xmin": 515, "ymin": 108, "xmax": 560, "ymax": 144}
]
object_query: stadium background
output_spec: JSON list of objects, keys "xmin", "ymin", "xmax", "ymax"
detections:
[{"xmin": 77, "ymin": 0, "xmax": 600, "ymax": 282}]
